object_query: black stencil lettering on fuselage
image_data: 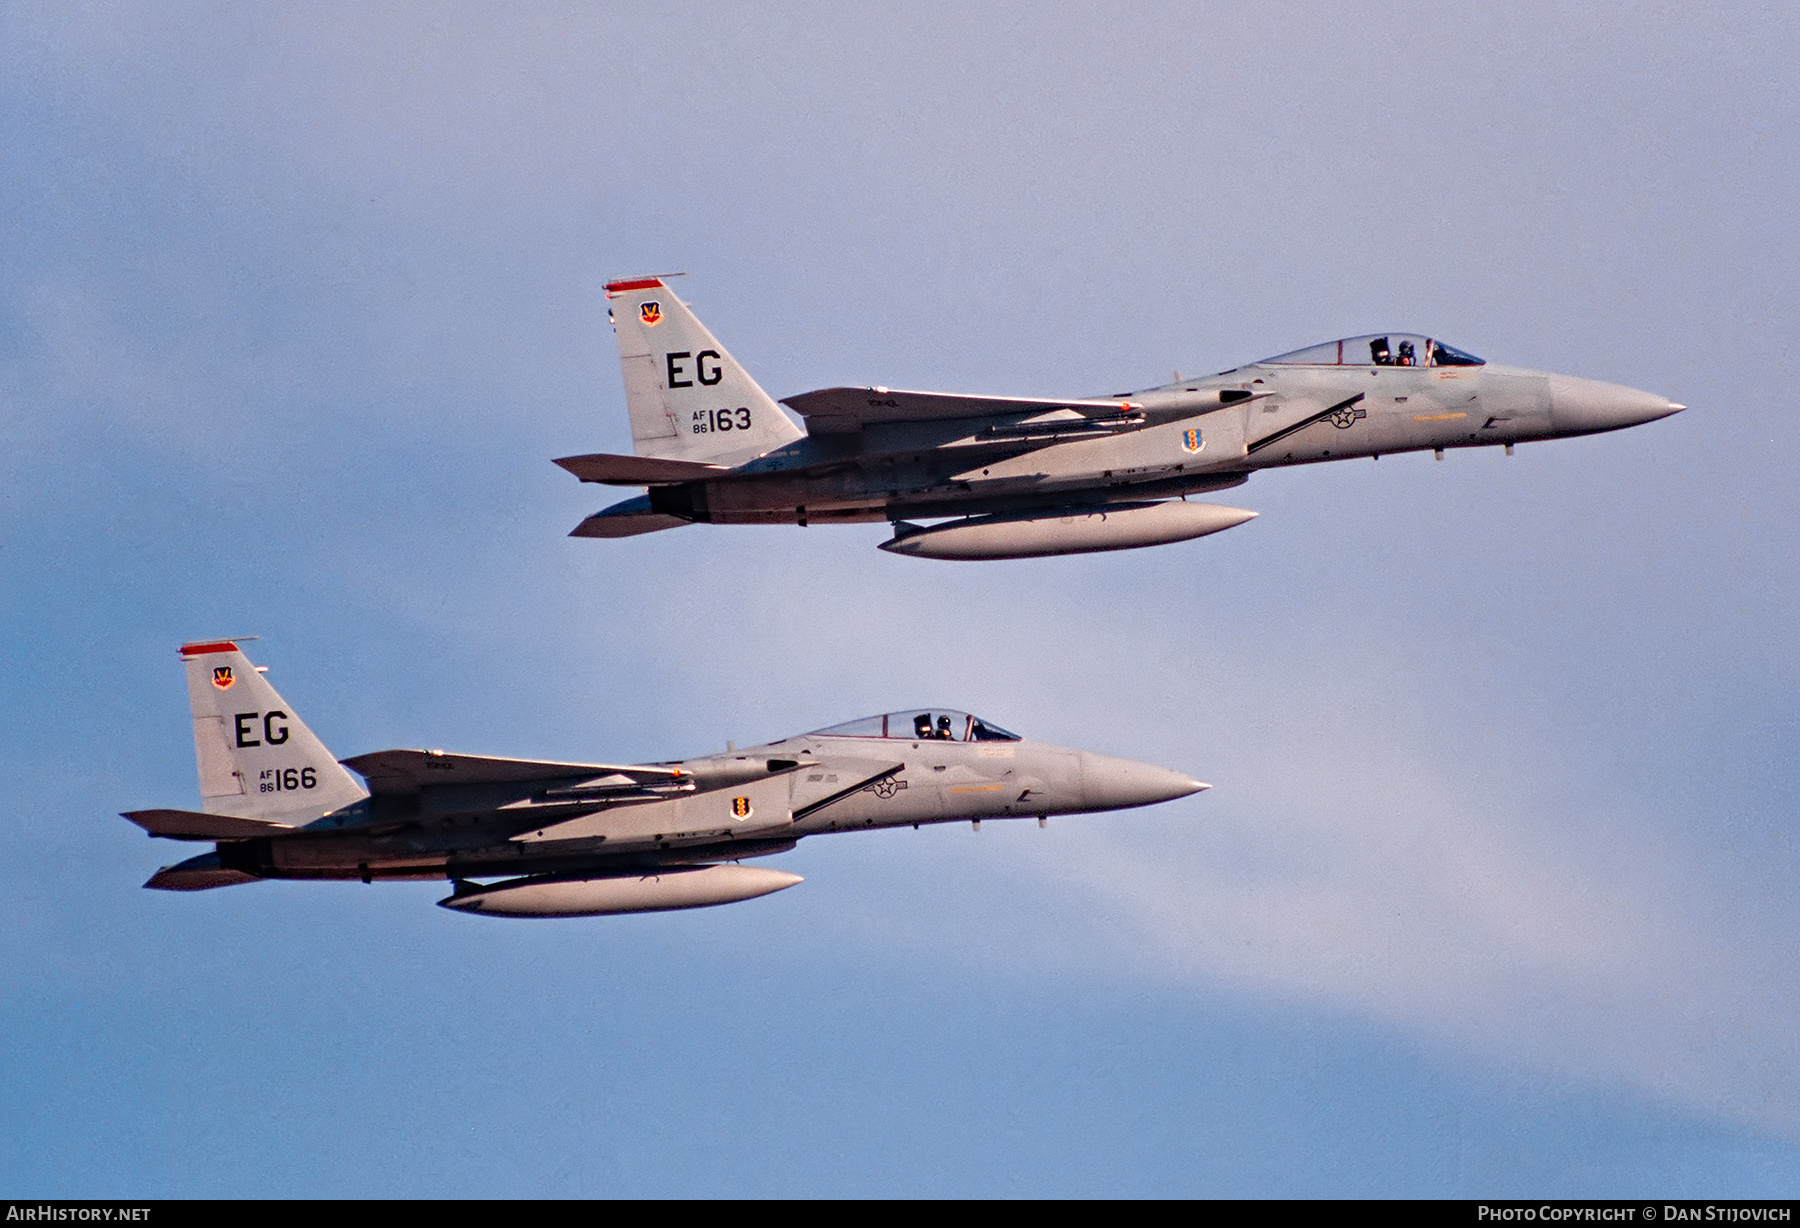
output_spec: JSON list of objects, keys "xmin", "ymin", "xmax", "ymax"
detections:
[
  {"xmin": 258, "ymin": 765, "xmax": 318, "ymax": 793},
  {"xmin": 696, "ymin": 350, "xmax": 722, "ymax": 385},
  {"xmin": 666, "ymin": 351, "xmax": 693, "ymax": 388},
  {"xmin": 234, "ymin": 710, "xmax": 291, "ymax": 748},
  {"xmin": 691, "ymin": 407, "xmax": 753, "ymax": 434}
]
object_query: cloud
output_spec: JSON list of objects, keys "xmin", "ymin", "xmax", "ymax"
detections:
[{"xmin": 943, "ymin": 609, "xmax": 1800, "ymax": 1134}]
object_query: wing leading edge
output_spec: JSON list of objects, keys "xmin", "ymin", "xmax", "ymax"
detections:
[
  {"xmin": 781, "ymin": 387, "xmax": 1137, "ymax": 434},
  {"xmin": 340, "ymin": 750, "xmax": 686, "ymax": 796}
]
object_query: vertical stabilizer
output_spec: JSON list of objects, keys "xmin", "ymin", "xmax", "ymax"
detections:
[
  {"xmin": 604, "ymin": 277, "xmax": 804, "ymax": 465},
  {"xmin": 178, "ymin": 641, "xmax": 367, "ymax": 824}
]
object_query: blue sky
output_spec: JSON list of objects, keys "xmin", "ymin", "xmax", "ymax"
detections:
[{"xmin": 3, "ymin": 2, "xmax": 1798, "ymax": 1196}]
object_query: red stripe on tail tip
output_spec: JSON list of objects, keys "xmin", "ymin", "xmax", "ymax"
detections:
[
  {"xmin": 605, "ymin": 277, "xmax": 664, "ymax": 293},
  {"xmin": 179, "ymin": 641, "xmax": 239, "ymax": 657}
]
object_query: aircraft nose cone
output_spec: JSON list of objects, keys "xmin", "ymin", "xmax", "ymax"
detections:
[
  {"xmin": 1077, "ymin": 751, "xmax": 1209, "ymax": 811},
  {"xmin": 1548, "ymin": 374, "xmax": 1684, "ymax": 435}
]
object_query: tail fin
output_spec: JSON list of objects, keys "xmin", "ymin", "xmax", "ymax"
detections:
[
  {"xmin": 178, "ymin": 641, "xmax": 367, "ymax": 824},
  {"xmin": 604, "ymin": 276, "xmax": 805, "ymax": 465}
]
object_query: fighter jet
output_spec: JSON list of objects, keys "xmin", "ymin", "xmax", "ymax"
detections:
[
  {"xmin": 557, "ymin": 277, "xmax": 1684, "ymax": 559},
  {"xmin": 125, "ymin": 641, "xmax": 1205, "ymax": 916}
]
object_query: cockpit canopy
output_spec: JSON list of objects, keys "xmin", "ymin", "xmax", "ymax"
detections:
[
  {"xmin": 1256, "ymin": 334, "xmax": 1484, "ymax": 368},
  {"xmin": 809, "ymin": 709, "xmax": 1022, "ymax": 742}
]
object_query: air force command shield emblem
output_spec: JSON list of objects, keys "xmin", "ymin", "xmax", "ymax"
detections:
[
  {"xmin": 1181, "ymin": 428, "xmax": 1204, "ymax": 453},
  {"xmin": 639, "ymin": 301, "xmax": 662, "ymax": 327},
  {"xmin": 212, "ymin": 666, "xmax": 234, "ymax": 689}
]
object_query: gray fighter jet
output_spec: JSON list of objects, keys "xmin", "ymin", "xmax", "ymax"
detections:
[
  {"xmin": 126, "ymin": 641, "xmax": 1205, "ymax": 916},
  {"xmin": 558, "ymin": 277, "xmax": 1684, "ymax": 559}
]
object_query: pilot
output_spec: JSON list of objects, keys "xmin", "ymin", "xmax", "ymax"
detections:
[
  {"xmin": 1397, "ymin": 339, "xmax": 1416, "ymax": 366},
  {"xmin": 936, "ymin": 714, "xmax": 955, "ymax": 741},
  {"xmin": 914, "ymin": 713, "xmax": 933, "ymax": 740},
  {"xmin": 1370, "ymin": 337, "xmax": 1392, "ymax": 365}
]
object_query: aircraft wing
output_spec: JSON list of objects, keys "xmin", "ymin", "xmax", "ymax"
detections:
[
  {"xmin": 554, "ymin": 453, "xmax": 732, "ymax": 484},
  {"xmin": 341, "ymin": 750, "xmax": 686, "ymax": 796},
  {"xmin": 781, "ymin": 387, "xmax": 1134, "ymax": 434}
]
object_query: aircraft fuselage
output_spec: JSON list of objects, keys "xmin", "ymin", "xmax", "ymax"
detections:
[
  {"xmin": 146, "ymin": 695, "xmax": 1200, "ymax": 890},
  {"xmin": 642, "ymin": 358, "xmax": 1681, "ymax": 528},
  {"xmin": 567, "ymin": 283, "xmax": 1683, "ymax": 557}
]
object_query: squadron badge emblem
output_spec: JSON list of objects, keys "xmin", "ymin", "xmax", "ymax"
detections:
[
  {"xmin": 212, "ymin": 666, "xmax": 234, "ymax": 690},
  {"xmin": 639, "ymin": 301, "xmax": 662, "ymax": 327},
  {"xmin": 731, "ymin": 796, "xmax": 752, "ymax": 818},
  {"xmin": 1181, "ymin": 428, "xmax": 1203, "ymax": 453}
]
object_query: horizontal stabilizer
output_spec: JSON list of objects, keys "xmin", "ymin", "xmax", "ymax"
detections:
[
  {"xmin": 341, "ymin": 749, "xmax": 686, "ymax": 796},
  {"xmin": 145, "ymin": 851, "xmax": 260, "ymax": 891},
  {"xmin": 554, "ymin": 452, "xmax": 730, "ymax": 485},
  {"xmin": 571, "ymin": 512, "xmax": 690, "ymax": 538},
  {"xmin": 122, "ymin": 808, "xmax": 295, "ymax": 840},
  {"xmin": 570, "ymin": 493, "xmax": 691, "ymax": 538},
  {"xmin": 782, "ymin": 387, "xmax": 1135, "ymax": 434}
]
